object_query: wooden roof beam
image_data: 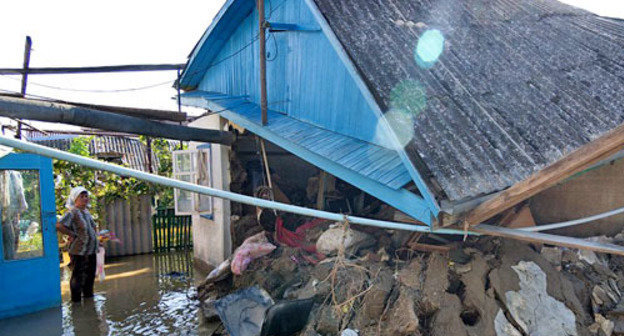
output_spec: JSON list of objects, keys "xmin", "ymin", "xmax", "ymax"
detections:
[
  {"xmin": 465, "ymin": 123, "xmax": 624, "ymax": 226},
  {"xmin": 0, "ymin": 95, "xmax": 233, "ymax": 145}
]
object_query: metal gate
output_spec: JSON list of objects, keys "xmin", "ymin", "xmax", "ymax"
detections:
[
  {"xmin": 0, "ymin": 154, "xmax": 60, "ymax": 319},
  {"xmin": 152, "ymin": 208, "xmax": 192, "ymax": 252}
]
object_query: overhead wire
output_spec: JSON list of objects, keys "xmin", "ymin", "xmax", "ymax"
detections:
[
  {"xmin": 0, "ymin": 73, "xmax": 174, "ymax": 93},
  {"xmin": 199, "ymin": 0, "xmax": 288, "ymax": 69}
]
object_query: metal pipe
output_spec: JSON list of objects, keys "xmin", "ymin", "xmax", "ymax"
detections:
[
  {"xmin": 0, "ymin": 136, "xmax": 469, "ymax": 235},
  {"xmin": 0, "ymin": 95, "xmax": 234, "ymax": 145}
]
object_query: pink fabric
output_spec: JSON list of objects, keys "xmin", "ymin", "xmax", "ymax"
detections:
[{"xmin": 230, "ymin": 233, "xmax": 276, "ymax": 275}]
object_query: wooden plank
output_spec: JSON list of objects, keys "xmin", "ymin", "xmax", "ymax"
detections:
[
  {"xmin": 123, "ymin": 200, "xmax": 133, "ymax": 255},
  {"xmin": 408, "ymin": 242, "xmax": 451, "ymax": 254},
  {"xmin": 316, "ymin": 170, "xmax": 326, "ymax": 210},
  {"xmin": 466, "ymin": 123, "xmax": 624, "ymax": 226},
  {"xmin": 152, "ymin": 209, "xmax": 159, "ymax": 252},
  {"xmin": 131, "ymin": 196, "xmax": 142, "ymax": 254},
  {"xmin": 472, "ymin": 224, "xmax": 624, "ymax": 256},
  {"xmin": 116, "ymin": 199, "xmax": 127, "ymax": 256},
  {"xmin": 141, "ymin": 196, "xmax": 152, "ymax": 253}
]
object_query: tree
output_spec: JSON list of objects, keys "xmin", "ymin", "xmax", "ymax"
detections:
[{"xmin": 53, "ymin": 136, "xmax": 175, "ymax": 226}]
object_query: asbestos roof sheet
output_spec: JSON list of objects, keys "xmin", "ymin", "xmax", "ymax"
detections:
[
  {"xmin": 313, "ymin": 0, "xmax": 624, "ymax": 201},
  {"xmin": 28, "ymin": 134, "xmax": 161, "ymax": 173}
]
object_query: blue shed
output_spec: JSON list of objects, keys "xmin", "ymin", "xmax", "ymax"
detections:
[
  {"xmin": 179, "ymin": 0, "xmax": 624, "ymax": 226},
  {"xmin": 0, "ymin": 153, "xmax": 60, "ymax": 319}
]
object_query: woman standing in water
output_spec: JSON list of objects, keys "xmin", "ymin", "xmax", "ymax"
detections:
[{"xmin": 56, "ymin": 187, "xmax": 99, "ymax": 302}]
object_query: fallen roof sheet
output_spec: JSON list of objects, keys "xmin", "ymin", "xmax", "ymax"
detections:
[{"xmin": 313, "ymin": 0, "xmax": 624, "ymax": 202}]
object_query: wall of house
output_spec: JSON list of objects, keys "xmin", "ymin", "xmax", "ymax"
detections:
[
  {"xmin": 197, "ymin": 0, "xmax": 389, "ymax": 147},
  {"xmin": 188, "ymin": 115, "xmax": 232, "ymax": 268},
  {"xmin": 529, "ymin": 158, "xmax": 624, "ymax": 237}
]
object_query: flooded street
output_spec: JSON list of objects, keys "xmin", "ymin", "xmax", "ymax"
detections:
[{"xmin": 0, "ymin": 251, "xmax": 211, "ymax": 336}]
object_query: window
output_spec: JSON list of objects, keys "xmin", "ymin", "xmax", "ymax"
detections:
[
  {"xmin": 1, "ymin": 170, "xmax": 44, "ymax": 260},
  {"xmin": 172, "ymin": 148, "xmax": 212, "ymax": 216}
]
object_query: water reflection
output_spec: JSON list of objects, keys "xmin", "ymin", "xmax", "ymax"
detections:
[{"xmin": 0, "ymin": 251, "xmax": 206, "ymax": 336}]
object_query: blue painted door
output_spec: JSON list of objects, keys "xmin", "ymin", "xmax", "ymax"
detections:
[{"xmin": 0, "ymin": 154, "xmax": 60, "ymax": 319}]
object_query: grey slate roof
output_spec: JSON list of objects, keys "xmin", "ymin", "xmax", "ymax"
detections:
[
  {"xmin": 313, "ymin": 0, "xmax": 624, "ymax": 202},
  {"xmin": 26, "ymin": 133, "xmax": 162, "ymax": 173}
]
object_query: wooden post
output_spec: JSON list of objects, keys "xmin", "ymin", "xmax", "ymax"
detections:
[
  {"xmin": 258, "ymin": 0, "xmax": 268, "ymax": 125},
  {"xmin": 317, "ymin": 170, "xmax": 326, "ymax": 210},
  {"xmin": 259, "ymin": 138, "xmax": 273, "ymax": 189},
  {"xmin": 152, "ymin": 211, "xmax": 158, "ymax": 252},
  {"xmin": 16, "ymin": 36, "xmax": 32, "ymax": 139},
  {"xmin": 146, "ymin": 137, "xmax": 153, "ymax": 173}
]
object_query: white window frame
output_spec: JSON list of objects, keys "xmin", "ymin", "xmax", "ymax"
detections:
[{"xmin": 172, "ymin": 147, "xmax": 212, "ymax": 216}]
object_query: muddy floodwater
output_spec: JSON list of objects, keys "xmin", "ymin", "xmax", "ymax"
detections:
[{"xmin": 0, "ymin": 251, "xmax": 212, "ymax": 336}]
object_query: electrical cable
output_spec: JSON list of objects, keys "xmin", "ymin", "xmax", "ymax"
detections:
[
  {"xmin": 520, "ymin": 205, "xmax": 624, "ymax": 232},
  {"xmin": 0, "ymin": 73, "xmax": 173, "ymax": 93},
  {"xmin": 202, "ymin": 0, "xmax": 288, "ymax": 69},
  {"xmin": 267, "ymin": 33, "xmax": 279, "ymax": 62}
]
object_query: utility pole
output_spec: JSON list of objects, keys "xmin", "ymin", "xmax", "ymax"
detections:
[
  {"xmin": 258, "ymin": 0, "xmax": 268, "ymax": 126},
  {"xmin": 16, "ymin": 36, "xmax": 32, "ymax": 139},
  {"xmin": 177, "ymin": 68, "xmax": 184, "ymax": 150},
  {"xmin": 146, "ymin": 137, "xmax": 153, "ymax": 173}
]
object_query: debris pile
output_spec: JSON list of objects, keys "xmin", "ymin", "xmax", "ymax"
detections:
[{"xmin": 198, "ymin": 214, "xmax": 624, "ymax": 336}]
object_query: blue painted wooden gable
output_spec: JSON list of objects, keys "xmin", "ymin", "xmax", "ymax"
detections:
[
  {"xmin": 180, "ymin": 0, "xmax": 441, "ymax": 225},
  {"xmin": 193, "ymin": 0, "xmax": 388, "ymax": 147}
]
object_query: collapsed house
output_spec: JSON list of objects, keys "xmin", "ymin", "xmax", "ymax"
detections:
[
  {"xmin": 177, "ymin": 0, "xmax": 624, "ymax": 262},
  {"xmin": 169, "ymin": 0, "xmax": 624, "ymax": 334}
]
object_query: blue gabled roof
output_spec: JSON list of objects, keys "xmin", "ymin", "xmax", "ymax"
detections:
[{"xmin": 180, "ymin": 0, "xmax": 255, "ymax": 90}]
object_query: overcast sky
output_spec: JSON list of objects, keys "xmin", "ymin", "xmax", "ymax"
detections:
[{"xmin": 0, "ymin": 0, "xmax": 622, "ymax": 132}]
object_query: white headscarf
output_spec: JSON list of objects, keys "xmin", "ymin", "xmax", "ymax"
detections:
[{"xmin": 66, "ymin": 186, "xmax": 89, "ymax": 210}]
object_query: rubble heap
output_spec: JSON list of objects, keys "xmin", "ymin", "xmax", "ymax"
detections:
[{"xmin": 198, "ymin": 216, "xmax": 624, "ymax": 336}]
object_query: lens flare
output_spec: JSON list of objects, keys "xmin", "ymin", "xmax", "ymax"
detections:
[
  {"xmin": 375, "ymin": 109, "xmax": 415, "ymax": 151},
  {"xmin": 415, "ymin": 29, "xmax": 445, "ymax": 69},
  {"xmin": 390, "ymin": 80, "xmax": 427, "ymax": 117}
]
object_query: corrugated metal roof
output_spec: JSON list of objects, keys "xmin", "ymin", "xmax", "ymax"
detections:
[
  {"xmin": 183, "ymin": 91, "xmax": 413, "ymax": 190},
  {"xmin": 27, "ymin": 133, "xmax": 160, "ymax": 173},
  {"xmin": 313, "ymin": 0, "xmax": 624, "ymax": 201}
]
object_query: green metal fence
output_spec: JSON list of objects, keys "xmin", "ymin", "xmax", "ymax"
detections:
[{"xmin": 152, "ymin": 208, "xmax": 193, "ymax": 252}]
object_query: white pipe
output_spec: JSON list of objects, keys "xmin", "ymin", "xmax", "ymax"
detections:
[
  {"xmin": 520, "ymin": 205, "xmax": 624, "ymax": 232},
  {"xmin": 0, "ymin": 136, "xmax": 469, "ymax": 235}
]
